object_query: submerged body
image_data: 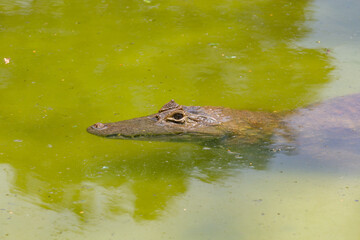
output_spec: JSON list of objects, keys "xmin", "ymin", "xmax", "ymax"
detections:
[
  {"xmin": 87, "ymin": 94, "xmax": 360, "ymax": 170},
  {"xmin": 87, "ymin": 94, "xmax": 360, "ymax": 147}
]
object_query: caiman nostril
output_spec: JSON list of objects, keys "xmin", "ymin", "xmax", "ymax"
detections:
[{"xmin": 92, "ymin": 122, "xmax": 106, "ymax": 129}]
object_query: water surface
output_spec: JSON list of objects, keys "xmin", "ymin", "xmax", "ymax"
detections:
[{"xmin": 0, "ymin": 0, "xmax": 360, "ymax": 239}]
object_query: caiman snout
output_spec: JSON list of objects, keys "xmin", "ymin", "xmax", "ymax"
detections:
[
  {"xmin": 91, "ymin": 122, "xmax": 107, "ymax": 130},
  {"xmin": 87, "ymin": 122, "xmax": 110, "ymax": 137}
]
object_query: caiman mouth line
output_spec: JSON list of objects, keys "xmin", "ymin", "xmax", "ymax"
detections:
[{"xmin": 104, "ymin": 132, "xmax": 228, "ymax": 141}]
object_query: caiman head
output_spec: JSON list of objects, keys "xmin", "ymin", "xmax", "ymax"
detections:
[{"xmin": 87, "ymin": 100, "xmax": 230, "ymax": 141}]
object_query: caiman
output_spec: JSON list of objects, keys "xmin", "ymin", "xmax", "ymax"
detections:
[
  {"xmin": 87, "ymin": 94, "xmax": 360, "ymax": 162},
  {"xmin": 87, "ymin": 94, "xmax": 360, "ymax": 140},
  {"xmin": 87, "ymin": 94, "xmax": 360, "ymax": 171}
]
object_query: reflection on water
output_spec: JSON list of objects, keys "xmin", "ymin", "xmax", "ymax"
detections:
[
  {"xmin": 2, "ymin": 160, "xmax": 360, "ymax": 239},
  {"xmin": 4, "ymin": 142, "xmax": 277, "ymax": 221},
  {"xmin": 0, "ymin": 0, "xmax": 359, "ymax": 239},
  {"xmin": 0, "ymin": 0, "xmax": 333, "ymax": 111}
]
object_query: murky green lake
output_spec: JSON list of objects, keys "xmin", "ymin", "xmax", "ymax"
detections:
[{"xmin": 1, "ymin": 0, "xmax": 360, "ymax": 239}]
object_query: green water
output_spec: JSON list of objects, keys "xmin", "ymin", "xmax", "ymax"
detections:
[{"xmin": 1, "ymin": 0, "xmax": 360, "ymax": 239}]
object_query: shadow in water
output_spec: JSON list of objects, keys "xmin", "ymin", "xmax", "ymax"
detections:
[
  {"xmin": 83, "ymin": 142, "xmax": 277, "ymax": 220},
  {"xmin": 0, "ymin": 140, "xmax": 278, "ymax": 221}
]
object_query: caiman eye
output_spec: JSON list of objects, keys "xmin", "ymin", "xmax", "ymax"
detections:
[
  {"xmin": 172, "ymin": 112, "xmax": 184, "ymax": 120},
  {"xmin": 166, "ymin": 111, "xmax": 186, "ymax": 124}
]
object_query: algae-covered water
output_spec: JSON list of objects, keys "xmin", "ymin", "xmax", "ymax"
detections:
[{"xmin": 1, "ymin": 0, "xmax": 360, "ymax": 239}]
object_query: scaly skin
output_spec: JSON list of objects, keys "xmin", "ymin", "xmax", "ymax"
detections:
[
  {"xmin": 87, "ymin": 94, "xmax": 360, "ymax": 145},
  {"xmin": 87, "ymin": 100, "xmax": 284, "ymax": 142},
  {"xmin": 87, "ymin": 94, "xmax": 360, "ymax": 170}
]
